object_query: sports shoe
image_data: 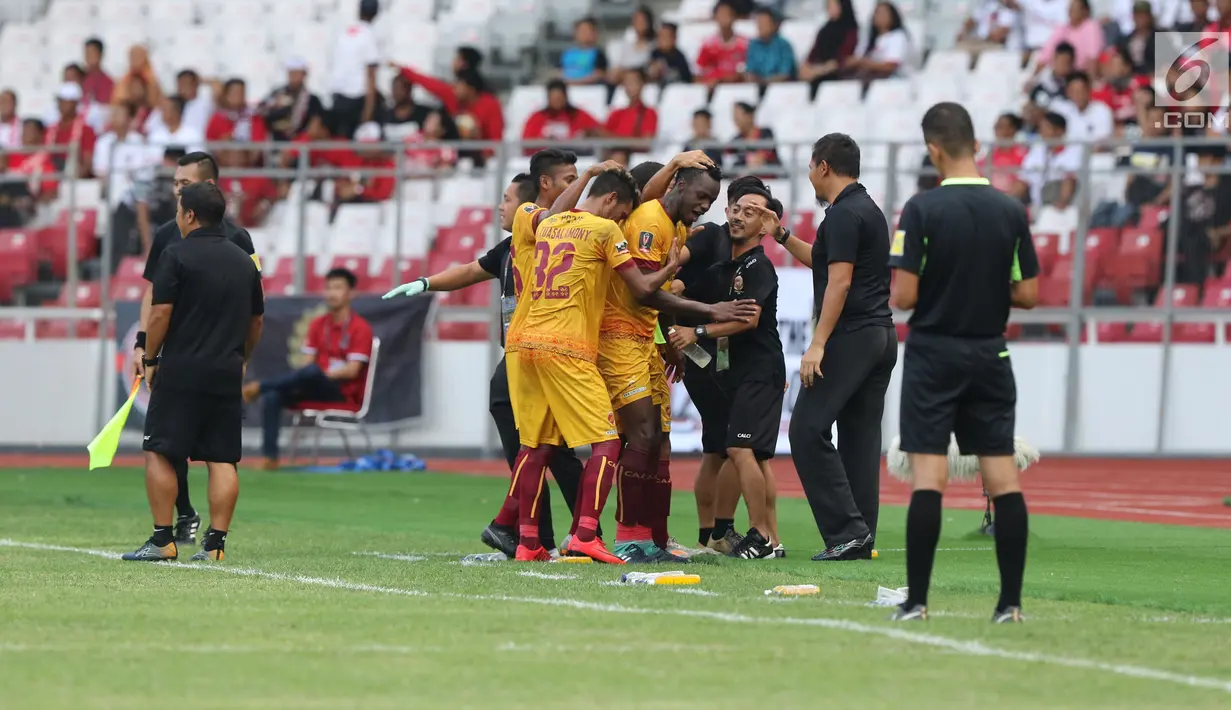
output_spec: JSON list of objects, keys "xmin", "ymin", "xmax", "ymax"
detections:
[
  {"xmin": 515, "ymin": 544, "xmax": 552, "ymax": 562},
  {"xmin": 174, "ymin": 513, "xmax": 201, "ymax": 546},
  {"xmin": 772, "ymin": 543, "xmax": 786, "ymax": 558},
  {"xmin": 190, "ymin": 548, "xmax": 224, "ymax": 562},
  {"xmin": 567, "ymin": 536, "xmax": 625, "ymax": 564},
  {"xmin": 665, "ymin": 537, "xmax": 694, "ymax": 558},
  {"xmin": 732, "ymin": 528, "xmax": 774, "ymax": 560},
  {"xmin": 992, "ymin": 606, "xmax": 1024, "ymax": 624},
  {"xmin": 480, "ymin": 524, "xmax": 518, "ymax": 558},
  {"xmin": 648, "ymin": 547, "xmax": 690, "ymax": 564},
  {"xmin": 615, "ymin": 544, "xmax": 655, "ymax": 563},
  {"xmin": 891, "ymin": 604, "xmax": 928, "ymax": 621},
  {"xmin": 708, "ymin": 528, "xmax": 744, "ymax": 556},
  {"xmin": 812, "ymin": 534, "xmax": 871, "ymax": 561},
  {"xmin": 121, "ymin": 539, "xmax": 177, "ymax": 562}
]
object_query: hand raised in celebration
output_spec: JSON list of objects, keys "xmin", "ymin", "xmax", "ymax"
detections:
[
  {"xmin": 587, "ymin": 160, "xmax": 626, "ymax": 177},
  {"xmin": 673, "ymin": 150, "xmax": 717, "ymax": 171},
  {"xmin": 750, "ymin": 203, "xmax": 782, "ymax": 241},
  {"xmin": 709, "ymin": 300, "xmax": 760, "ymax": 323}
]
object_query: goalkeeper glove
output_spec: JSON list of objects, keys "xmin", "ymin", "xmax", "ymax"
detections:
[{"xmin": 382, "ymin": 277, "xmax": 429, "ymax": 299}]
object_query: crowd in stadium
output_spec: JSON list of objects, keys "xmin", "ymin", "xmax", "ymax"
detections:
[{"xmin": 0, "ymin": 0, "xmax": 1230, "ymax": 314}]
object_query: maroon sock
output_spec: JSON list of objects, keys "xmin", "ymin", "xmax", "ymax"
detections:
[
  {"xmin": 575, "ymin": 440, "xmax": 622, "ymax": 542},
  {"xmin": 648, "ymin": 457, "xmax": 672, "ymax": 549},
  {"xmin": 495, "ymin": 448, "xmax": 534, "ymax": 527},
  {"xmin": 516, "ymin": 446, "xmax": 551, "ymax": 550}
]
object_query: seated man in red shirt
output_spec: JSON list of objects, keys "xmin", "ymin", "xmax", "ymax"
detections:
[
  {"xmin": 697, "ymin": 1, "xmax": 749, "ymax": 86},
  {"xmin": 604, "ymin": 68, "xmax": 658, "ymax": 152},
  {"xmin": 521, "ymin": 79, "xmax": 602, "ymax": 155},
  {"xmin": 241, "ymin": 268, "xmax": 374, "ymax": 470}
]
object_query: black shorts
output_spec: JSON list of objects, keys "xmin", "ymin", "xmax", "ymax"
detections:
[
  {"xmin": 899, "ymin": 331, "xmax": 1016, "ymax": 457},
  {"xmin": 682, "ymin": 359, "xmax": 730, "ymax": 455},
  {"xmin": 143, "ymin": 387, "xmax": 244, "ymax": 464},
  {"xmin": 723, "ymin": 377, "xmax": 784, "ymax": 461}
]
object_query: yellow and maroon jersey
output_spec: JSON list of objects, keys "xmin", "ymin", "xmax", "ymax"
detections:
[
  {"xmin": 507, "ymin": 210, "xmax": 633, "ymax": 362},
  {"xmin": 602, "ymin": 199, "xmax": 685, "ymax": 340},
  {"xmin": 505, "ymin": 202, "xmax": 547, "ymax": 344}
]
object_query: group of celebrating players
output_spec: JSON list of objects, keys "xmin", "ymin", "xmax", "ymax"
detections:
[{"xmin": 389, "ymin": 148, "xmax": 790, "ymax": 564}]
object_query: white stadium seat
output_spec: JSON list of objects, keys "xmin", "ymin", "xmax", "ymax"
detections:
[
  {"xmin": 566, "ymin": 84, "xmax": 610, "ymax": 123},
  {"xmin": 779, "ymin": 20, "xmax": 820, "ymax": 64},
  {"xmin": 611, "ymin": 83, "xmax": 661, "ymax": 109},
  {"xmin": 504, "ymin": 85, "xmax": 546, "ymax": 140},
  {"xmin": 710, "ymin": 83, "xmax": 761, "ymax": 139},
  {"xmin": 864, "ymin": 78, "xmax": 914, "ymax": 107},
  {"xmin": 815, "ymin": 80, "xmax": 863, "ymax": 109},
  {"xmin": 923, "ymin": 49, "xmax": 971, "ymax": 79},
  {"xmin": 656, "ymin": 83, "xmax": 710, "ymax": 143}
]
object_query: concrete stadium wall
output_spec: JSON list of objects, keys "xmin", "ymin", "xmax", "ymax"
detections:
[{"xmin": 0, "ymin": 338, "xmax": 1228, "ymax": 456}]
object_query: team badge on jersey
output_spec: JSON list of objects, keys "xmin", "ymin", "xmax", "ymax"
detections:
[
  {"xmin": 638, "ymin": 230, "xmax": 654, "ymax": 251},
  {"xmin": 614, "ymin": 240, "xmax": 629, "ymax": 254},
  {"xmin": 890, "ymin": 230, "xmax": 906, "ymax": 257},
  {"xmin": 521, "ymin": 204, "xmax": 537, "ymax": 214},
  {"xmin": 732, "ymin": 274, "xmax": 744, "ymax": 293}
]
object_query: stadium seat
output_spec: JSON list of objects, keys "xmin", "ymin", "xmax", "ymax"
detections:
[
  {"xmin": 433, "ymin": 226, "xmax": 487, "ymax": 261},
  {"xmin": 864, "ymin": 78, "xmax": 913, "ymax": 107},
  {"xmin": 1125, "ymin": 285, "xmax": 1201, "ymax": 342},
  {"xmin": 37, "ymin": 282, "xmax": 101, "ymax": 339},
  {"xmin": 1137, "ymin": 204, "xmax": 1164, "ymax": 231},
  {"xmin": 0, "ymin": 229, "xmax": 38, "ymax": 303},
  {"xmin": 1178, "ymin": 284, "xmax": 1231, "ymax": 343},
  {"xmin": 287, "ymin": 338, "xmax": 382, "ymax": 463},
  {"xmin": 711, "ymin": 83, "xmax": 762, "ymax": 138},
  {"xmin": 1032, "ymin": 232, "xmax": 1061, "ymax": 275},
  {"xmin": 611, "ymin": 82, "xmax": 662, "ymax": 108},
  {"xmin": 1106, "ymin": 227, "xmax": 1164, "ymax": 292},
  {"xmin": 455, "ymin": 206, "xmax": 494, "ymax": 228},
  {"xmin": 110, "ymin": 282, "xmax": 145, "ymax": 302},
  {"xmin": 38, "ymin": 209, "xmax": 100, "ymax": 279},
  {"xmin": 787, "ymin": 210, "xmax": 817, "ymax": 241},
  {"xmin": 779, "ymin": 20, "xmax": 821, "ymax": 64},
  {"xmin": 0, "ymin": 318, "xmax": 30, "ymax": 341},
  {"xmin": 112, "ymin": 256, "xmax": 147, "ymax": 288},
  {"xmin": 331, "ymin": 204, "xmax": 382, "ymax": 255},
  {"xmin": 371, "ymin": 256, "xmax": 425, "ymax": 287},
  {"xmin": 261, "ymin": 270, "xmax": 299, "ymax": 297},
  {"xmin": 566, "ymin": 84, "xmax": 611, "ymax": 123},
  {"xmin": 815, "ymin": 80, "xmax": 863, "ymax": 111},
  {"xmin": 436, "ymin": 322, "xmax": 489, "ymax": 340},
  {"xmin": 657, "ymin": 83, "xmax": 710, "ymax": 142},
  {"xmin": 923, "ymin": 49, "xmax": 971, "ymax": 78},
  {"xmin": 762, "ymin": 238, "xmax": 789, "ymax": 266},
  {"xmin": 1083, "ymin": 226, "xmax": 1120, "ymax": 284}
]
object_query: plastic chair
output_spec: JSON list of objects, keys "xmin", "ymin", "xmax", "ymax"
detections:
[{"xmin": 287, "ymin": 337, "xmax": 381, "ymax": 464}]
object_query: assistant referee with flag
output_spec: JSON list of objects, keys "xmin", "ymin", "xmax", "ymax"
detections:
[{"xmin": 887, "ymin": 102, "xmax": 1040, "ymax": 623}]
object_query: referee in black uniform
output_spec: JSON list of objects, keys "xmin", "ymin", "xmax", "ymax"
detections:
[
  {"xmin": 384, "ymin": 173, "xmax": 583, "ymax": 555},
  {"xmin": 888, "ymin": 102, "xmax": 1040, "ymax": 623},
  {"xmin": 123, "ymin": 182, "xmax": 265, "ymax": 563},
  {"xmin": 776, "ymin": 134, "xmax": 896, "ymax": 561},
  {"xmin": 133, "ymin": 151, "xmax": 258, "ymax": 547}
]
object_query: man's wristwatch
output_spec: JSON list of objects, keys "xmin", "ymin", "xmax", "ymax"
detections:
[
  {"xmin": 694, "ymin": 325, "xmax": 708, "ymax": 339},
  {"xmin": 774, "ymin": 227, "xmax": 792, "ymax": 245},
  {"xmin": 141, "ymin": 356, "xmax": 160, "ymax": 368}
]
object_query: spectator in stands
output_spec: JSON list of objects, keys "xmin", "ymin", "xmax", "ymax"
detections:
[
  {"xmin": 112, "ymin": 45, "xmax": 162, "ymax": 127},
  {"xmin": 729, "ymin": 101, "xmax": 780, "ymax": 173},
  {"xmin": 260, "ymin": 57, "xmax": 325, "ymax": 142},
  {"xmin": 1017, "ymin": 0, "xmax": 1070, "ymax": 53},
  {"xmin": 453, "ymin": 46, "xmax": 483, "ymax": 75},
  {"xmin": 146, "ymin": 95, "xmax": 205, "ymax": 153},
  {"xmin": 0, "ymin": 90, "xmax": 18, "ymax": 149},
  {"xmin": 9, "ymin": 119, "xmax": 57, "ymax": 202},
  {"xmin": 46, "ymin": 82, "xmax": 96, "ymax": 179},
  {"xmin": 217, "ymin": 149, "xmax": 278, "ymax": 227},
  {"xmin": 1013, "ymin": 111, "xmax": 1082, "ymax": 209},
  {"xmin": 800, "ymin": 0, "xmax": 859, "ymax": 89},
  {"xmin": 605, "ymin": 68, "xmax": 657, "ymax": 149},
  {"xmin": 133, "ymin": 147, "xmax": 185, "ymax": 255},
  {"xmin": 207, "ymin": 79, "xmax": 268, "ymax": 144},
  {"xmin": 1025, "ymin": 41, "xmax": 1075, "ymax": 111},
  {"xmin": 1204, "ymin": 0, "xmax": 1231, "ymax": 31},
  {"xmin": 403, "ymin": 108, "xmax": 460, "ymax": 173},
  {"xmin": 1118, "ymin": 1, "xmax": 1156, "ymax": 73},
  {"xmin": 986, "ymin": 112, "xmax": 1029, "ymax": 193},
  {"xmin": 844, "ymin": 1, "xmax": 913, "ymax": 82},
  {"xmin": 58, "ymin": 61, "xmax": 109, "ymax": 135},
  {"xmin": 394, "ymin": 64, "xmax": 504, "ymax": 153},
  {"xmin": 339, "ymin": 121, "xmax": 398, "ymax": 203},
  {"xmin": 0, "ymin": 152, "xmax": 34, "ymax": 229},
  {"xmin": 1036, "ymin": 0, "xmax": 1104, "ymax": 71},
  {"xmin": 697, "ymin": 1, "xmax": 749, "ymax": 86},
  {"xmin": 1171, "ymin": 147, "xmax": 1231, "ymax": 285},
  {"xmin": 330, "ymin": 0, "xmax": 382, "ymax": 138},
  {"xmin": 1092, "ymin": 104, "xmax": 1169, "ymax": 228},
  {"xmin": 955, "ymin": 0, "xmax": 1019, "ymax": 54},
  {"xmin": 116, "ymin": 73, "xmax": 156, "ymax": 134},
  {"xmin": 1093, "ymin": 46, "xmax": 1148, "ymax": 124},
  {"xmin": 560, "ymin": 17, "xmax": 609, "ymax": 86},
  {"xmin": 94, "ymin": 103, "xmax": 150, "ymax": 210},
  {"xmin": 1174, "ymin": 0, "xmax": 1212, "ymax": 31},
  {"xmin": 379, "ymin": 73, "xmax": 431, "ymax": 142},
  {"xmin": 282, "ymin": 111, "xmax": 356, "ymax": 170},
  {"xmin": 82, "ymin": 38, "xmax": 114, "ymax": 106},
  {"xmin": 521, "ymin": 80, "xmax": 602, "ymax": 155},
  {"xmin": 648, "ymin": 22, "xmax": 693, "ymax": 85},
  {"xmin": 684, "ymin": 108, "xmax": 724, "ymax": 165},
  {"xmin": 608, "ymin": 6, "xmax": 656, "ymax": 85},
  {"xmin": 175, "ymin": 69, "xmax": 216, "ymax": 135},
  {"xmin": 745, "ymin": 7, "xmax": 797, "ymax": 84},
  {"xmin": 1053, "ymin": 71, "xmax": 1114, "ymax": 144}
]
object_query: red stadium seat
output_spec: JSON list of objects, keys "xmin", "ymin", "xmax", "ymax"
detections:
[
  {"xmin": 1084, "ymin": 226, "xmax": 1120, "ymax": 285},
  {"xmin": 1095, "ymin": 322, "xmax": 1129, "ymax": 342},
  {"xmin": 454, "ymin": 206, "xmax": 494, "ymax": 227},
  {"xmin": 1004, "ymin": 323, "xmax": 1023, "ymax": 340},
  {"xmin": 434, "ymin": 226, "xmax": 486, "ymax": 259},
  {"xmin": 326, "ymin": 256, "xmax": 373, "ymax": 292},
  {"xmin": 109, "ymin": 282, "xmax": 145, "ymax": 302},
  {"xmin": 1031, "ymin": 232, "xmax": 1061, "ymax": 275},
  {"xmin": 1174, "ymin": 284, "xmax": 1231, "ymax": 343},
  {"xmin": 1125, "ymin": 285, "xmax": 1201, "ymax": 342},
  {"xmin": 37, "ymin": 282, "xmax": 101, "ymax": 339},
  {"xmin": 261, "ymin": 270, "xmax": 299, "ymax": 297},
  {"xmin": 0, "ymin": 228, "xmax": 38, "ymax": 303},
  {"xmin": 787, "ymin": 210, "xmax": 816, "ymax": 241},
  {"xmin": 51, "ymin": 282, "xmax": 101, "ymax": 308},
  {"xmin": 1106, "ymin": 227, "xmax": 1164, "ymax": 294},
  {"xmin": 436, "ymin": 322, "xmax": 488, "ymax": 340},
  {"xmin": 1138, "ymin": 204, "xmax": 1164, "ymax": 231},
  {"xmin": 38, "ymin": 209, "xmax": 99, "ymax": 279},
  {"xmin": 0, "ymin": 319, "xmax": 30, "ymax": 340},
  {"xmin": 113, "ymin": 256, "xmax": 147, "ymax": 288},
  {"xmin": 426, "ymin": 250, "xmax": 477, "ymax": 281},
  {"xmin": 265, "ymin": 256, "xmax": 322, "ymax": 295},
  {"xmin": 371, "ymin": 257, "xmax": 425, "ymax": 288},
  {"xmin": 762, "ymin": 238, "xmax": 789, "ymax": 266}
]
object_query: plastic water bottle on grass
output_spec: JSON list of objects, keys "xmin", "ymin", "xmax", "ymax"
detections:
[
  {"xmin": 620, "ymin": 571, "xmax": 701, "ymax": 585},
  {"xmin": 461, "ymin": 552, "xmax": 507, "ymax": 564}
]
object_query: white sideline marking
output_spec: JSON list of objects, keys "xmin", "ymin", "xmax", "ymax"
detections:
[
  {"xmin": 352, "ymin": 552, "xmax": 427, "ymax": 563},
  {"xmin": 877, "ymin": 547, "xmax": 992, "ymax": 553},
  {"xmin": 517, "ymin": 571, "xmax": 577, "ymax": 580},
  {"xmin": 3, "ymin": 539, "xmax": 1229, "ymax": 696},
  {"xmin": 0, "ymin": 642, "xmax": 438, "ymax": 655},
  {"xmin": 671, "ymin": 588, "xmax": 719, "ymax": 597}
]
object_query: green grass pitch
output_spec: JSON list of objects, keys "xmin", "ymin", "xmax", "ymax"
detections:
[{"xmin": 1, "ymin": 467, "xmax": 1229, "ymax": 709}]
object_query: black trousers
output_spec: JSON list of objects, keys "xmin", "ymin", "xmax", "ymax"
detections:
[
  {"xmin": 789, "ymin": 325, "xmax": 897, "ymax": 547},
  {"xmin": 330, "ymin": 94, "xmax": 366, "ymax": 139},
  {"xmin": 489, "ymin": 355, "xmax": 585, "ymax": 544}
]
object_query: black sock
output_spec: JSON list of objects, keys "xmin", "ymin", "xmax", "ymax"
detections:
[
  {"xmin": 712, "ymin": 518, "xmax": 734, "ymax": 540},
  {"xmin": 202, "ymin": 527, "xmax": 228, "ymax": 552},
  {"xmin": 699, "ymin": 527, "xmax": 714, "ymax": 547},
  {"xmin": 991, "ymin": 492, "xmax": 1029, "ymax": 611},
  {"xmin": 151, "ymin": 525, "xmax": 174, "ymax": 547},
  {"xmin": 904, "ymin": 490, "xmax": 944, "ymax": 609},
  {"xmin": 173, "ymin": 459, "xmax": 194, "ymax": 518}
]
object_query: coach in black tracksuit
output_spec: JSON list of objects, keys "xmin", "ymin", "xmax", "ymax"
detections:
[
  {"xmin": 134, "ymin": 152, "xmax": 258, "ymax": 547},
  {"xmin": 777, "ymin": 134, "xmax": 896, "ymax": 561}
]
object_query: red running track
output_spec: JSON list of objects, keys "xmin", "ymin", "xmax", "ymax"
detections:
[{"xmin": 5, "ymin": 454, "xmax": 1229, "ymax": 529}]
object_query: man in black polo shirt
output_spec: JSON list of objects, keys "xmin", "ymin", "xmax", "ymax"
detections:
[
  {"xmin": 132, "ymin": 151, "xmax": 259, "ymax": 547},
  {"xmin": 773, "ymin": 133, "xmax": 896, "ymax": 562},
  {"xmin": 888, "ymin": 102, "xmax": 1040, "ymax": 623},
  {"xmin": 669, "ymin": 192, "xmax": 786, "ymax": 561},
  {"xmin": 124, "ymin": 182, "xmax": 264, "ymax": 563}
]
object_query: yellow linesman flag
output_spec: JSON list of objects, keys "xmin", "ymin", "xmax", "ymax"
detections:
[{"xmin": 87, "ymin": 379, "xmax": 142, "ymax": 471}]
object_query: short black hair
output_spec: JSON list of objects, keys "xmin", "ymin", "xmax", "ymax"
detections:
[
  {"xmin": 714, "ymin": 0, "xmax": 738, "ymax": 16},
  {"xmin": 733, "ymin": 101, "xmax": 756, "ymax": 116},
  {"xmin": 84, "ymin": 37, "xmax": 104, "ymax": 53},
  {"xmin": 727, "ymin": 175, "xmax": 767, "ymax": 204},
  {"xmin": 178, "ymin": 151, "xmax": 219, "ymax": 181},
  {"xmin": 163, "ymin": 146, "xmax": 187, "ymax": 162},
  {"xmin": 625, "ymin": 66, "xmax": 647, "ymax": 83},
  {"xmin": 512, "ymin": 172, "xmax": 536, "ymax": 204},
  {"xmin": 22, "ymin": 117, "xmax": 44, "ymax": 133},
  {"xmin": 63, "ymin": 62, "xmax": 84, "ymax": 78},
  {"xmin": 661, "ymin": 21, "xmax": 678, "ymax": 35},
  {"xmin": 998, "ymin": 112, "xmax": 1024, "ymax": 132},
  {"xmin": 546, "ymin": 78, "xmax": 568, "ymax": 96},
  {"xmin": 1067, "ymin": 70, "xmax": 1091, "ymax": 87},
  {"xmin": 527, "ymin": 149, "xmax": 578, "ymax": 200},
  {"xmin": 753, "ymin": 6, "xmax": 781, "ymax": 22},
  {"xmin": 590, "ymin": 169, "xmax": 640, "ymax": 208},
  {"xmin": 223, "ymin": 77, "xmax": 246, "ymax": 92},
  {"xmin": 456, "ymin": 46, "xmax": 483, "ymax": 69},
  {"xmin": 811, "ymin": 133, "xmax": 861, "ymax": 178},
  {"xmin": 176, "ymin": 69, "xmax": 199, "ymax": 82},
  {"xmin": 693, "ymin": 108, "xmax": 712, "ymax": 121},
  {"xmin": 675, "ymin": 164, "xmax": 723, "ymax": 188},
  {"xmin": 630, "ymin": 161, "xmax": 664, "ymax": 191},
  {"xmin": 326, "ymin": 267, "xmax": 358, "ymax": 288},
  {"xmin": 1042, "ymin": 111, "xmax": 1068, "ymax": 131},
  {"xmin": 1054, "ymin": 41, "xmax": 1076, "ymax": 58},
  {"xmin": 575, "ymin": 16, "xmax": 597, "ymax": 28},
  {"xmin": 920, "ymin": 102, "xmax": 977, "ymax": 159},
  {"xmin": 766, "ymin": 197, "xmax": 784, "ymax": 220},
  {"xmin": 178, "ymin": 182, "xmax": 226, "ymax": 227},
  {"xmin": 456, "ymin": 68, "xmax": 485, "ymax": 93},
  {"xmin": 1074, "ymin": 0, "xmax": 1090, "ymax": 11},
  {"xmin": 359, "ymin": 0, "xmax": 379, "ymax": 21}
]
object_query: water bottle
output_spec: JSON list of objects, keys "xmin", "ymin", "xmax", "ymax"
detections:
[
  {"xmin": 764, "ymin": 584, "xmax": 821, "ymax": 596},
  {"xmin": 460, "ymin": 552, "xmax": 507, "ymax": 564},
  {"xmin": 620, "ymin": 571, "xmax": 701, "ymax": 585},
  {"xmin": 681, "ymin": 343, "xmax": 712, "ymax": 368}
]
